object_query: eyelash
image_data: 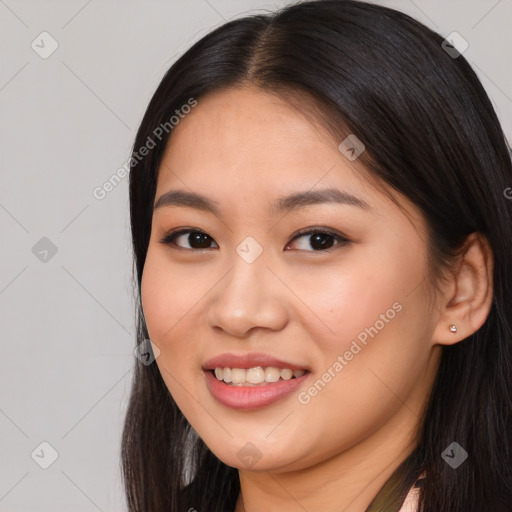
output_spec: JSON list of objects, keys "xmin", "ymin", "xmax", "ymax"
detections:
[{"xmin": 158, "ymin": 227, "xmax": 351, "ymax": 253}]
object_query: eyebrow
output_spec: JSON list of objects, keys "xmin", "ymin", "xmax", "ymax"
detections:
[{"xmin": 153, "ymin": 187, "xmax": 371, "ymax": 215}]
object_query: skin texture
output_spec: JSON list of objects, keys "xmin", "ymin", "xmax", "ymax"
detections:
[{"xmin": 140, "ymin": 86, "xmax": 494, "ymax": 511}]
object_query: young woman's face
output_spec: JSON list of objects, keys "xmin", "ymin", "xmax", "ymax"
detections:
[{"xmin": 141, "ymin": 86, "xmax": 442, "ymax": 472}]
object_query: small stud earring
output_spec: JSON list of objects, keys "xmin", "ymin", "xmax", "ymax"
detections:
[{"xmin": 449, "ymin": 324, "xmax": 457, "ymax": 333}]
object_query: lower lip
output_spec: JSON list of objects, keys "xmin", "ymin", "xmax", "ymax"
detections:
[{"xmin": 204, "ymin": 370, "xmax": 310, "ymax": 410}]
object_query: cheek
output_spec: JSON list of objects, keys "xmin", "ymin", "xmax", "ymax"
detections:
[
  {"xmin": 141, "ymin": 249, "xmax": 200, "ymax": 341},
  {"xmin": 140, "ymin": 251, "xmax": 201, "ymax": 381},
  {"xmin": 290, "ymin": 260, "xmax": 410, "ymax": 353},
  {"xmin": 140, "ymin": 258, "xmax": 169, "ymax": 342},
  {"xmin": 294, "ymin": 245, "xmax": 431, "ymax": 405},
  {"xmin": 296, "ymin": 253, "xmax": 431, "ymax": 417},
  {"xmin": 310, "ymin": 236, "xmax": 427, "ymax": 344},
  {"xmin": 141, "ymin": 253, "xmax": 206, "ymax": 421},
  {"xmin": 141, "ymin": 246, "xmax": 213, "ymax": 372}
]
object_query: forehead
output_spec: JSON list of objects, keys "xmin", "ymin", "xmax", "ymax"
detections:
[
  {"xmin": 158, "ymin": 87, "xmax": 368, "ymax": 192},
  {"xmin": 154, "ymin": 86, "xmax": 421, "ymax": 230}
]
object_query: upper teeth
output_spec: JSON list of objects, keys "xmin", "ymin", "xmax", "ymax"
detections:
[{"xmin": 214, "ymin": 366, "xmax": 305, "ymax": 384}]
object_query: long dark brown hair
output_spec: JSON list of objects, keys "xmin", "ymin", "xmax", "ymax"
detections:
[{"xmin": 121, "ymin": 1, "xmax": 512, "ymax": 510}]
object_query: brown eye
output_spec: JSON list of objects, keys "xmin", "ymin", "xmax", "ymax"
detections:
[
  {"xmin": 286, "ymin": 229, "xmax": 350, "ymax": 252},
  {"xmin": 160, "ymin": 230, "xmax": 218, "ymax": 250}
]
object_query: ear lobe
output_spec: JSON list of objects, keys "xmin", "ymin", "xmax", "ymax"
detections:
[{"xmin": 431, "ymin": 232, "xmax": 494, "ymax": 346}]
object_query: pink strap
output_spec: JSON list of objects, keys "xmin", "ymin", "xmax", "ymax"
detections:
[
  {"xmin": 398, "ymin": 473, "xmax": 425, "ymax": 512},
  {"xmin": 397, "ymin": 484, "xmax": 420, "ymax": 511}
]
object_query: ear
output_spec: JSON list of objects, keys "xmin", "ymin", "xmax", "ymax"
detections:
[{"xmin": 431, "ymin": 232, "xmax": 494, "ymax": 346}]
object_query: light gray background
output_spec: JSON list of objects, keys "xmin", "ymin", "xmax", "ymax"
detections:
[{"xmin": 1, "ymin": 0, "xmax": 510, "ymax": 511}]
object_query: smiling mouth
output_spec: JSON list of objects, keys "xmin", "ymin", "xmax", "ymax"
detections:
[{"xmin": 209, "ymin": 366, "xmax": 309, "ymax": 386}]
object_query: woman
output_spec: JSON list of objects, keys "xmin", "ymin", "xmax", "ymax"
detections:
[{"xmin": 121, "ymin": 1, "xmax": 512, "ymax": 510}]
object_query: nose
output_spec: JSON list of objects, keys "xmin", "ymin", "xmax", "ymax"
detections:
[{"xmin": 208, "ymin": 254, "xmax": 289, "ymax": 338}]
